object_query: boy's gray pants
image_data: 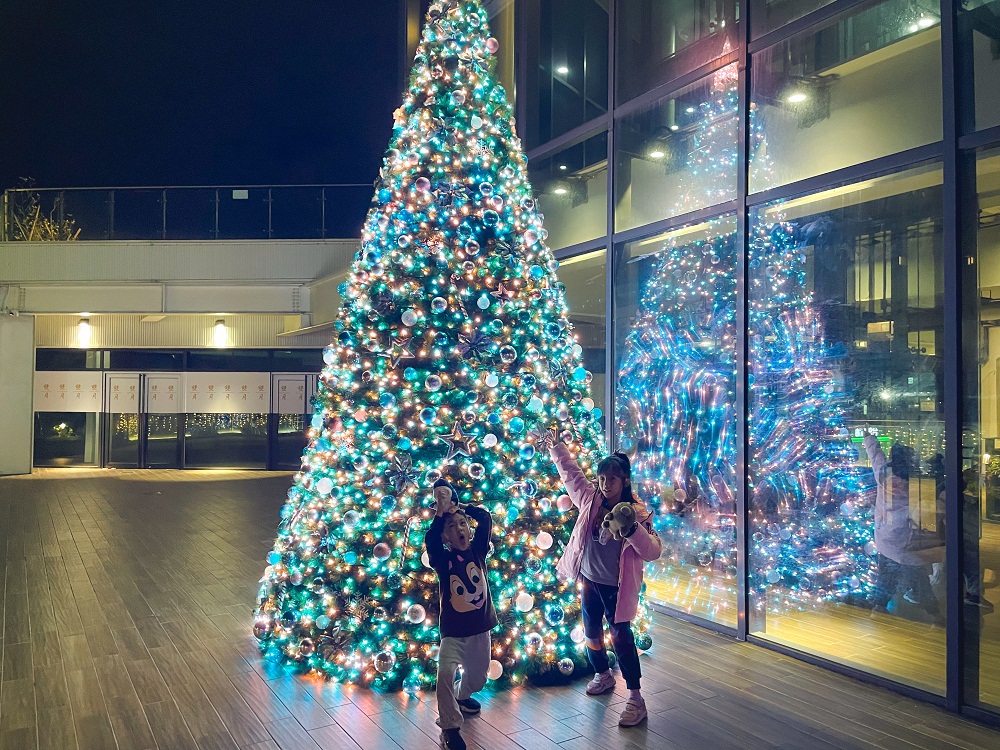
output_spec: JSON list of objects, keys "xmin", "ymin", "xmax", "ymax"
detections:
[{"xmin": 436, "ymin": 631, "xmax": 491, "ymax": 730}]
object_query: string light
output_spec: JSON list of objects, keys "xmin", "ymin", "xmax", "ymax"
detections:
[{"xmin": 252, "ymin": 0, "xmax": 647, "ymax": 692}]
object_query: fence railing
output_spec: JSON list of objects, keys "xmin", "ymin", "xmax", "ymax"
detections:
[{"xmin": 1, "ymin": 184, "xmax": 373, "ymax": 241}]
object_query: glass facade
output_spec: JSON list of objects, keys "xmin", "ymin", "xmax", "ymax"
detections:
[
  {"xmin": 517, "ymin": 0, "xmax": 1000, "ymax": 719},
  {"xmin": 615, "ymin": 63, "xmax": 739, "ymax": 231},
  {"xmin": 966, "ymin": 148, "xmax": 1000, "ymax": 711},
  {"xmin": 558, "ymin": 249, "xmax": 608, "ymax": 421},
  {"xmin": 617, "ymin": 0, "xmax": 739, "ymax": 103},
  {"xmin": 530, "ymin": 131, "xmax": 609, "ymax": 250},
  {"xmin": 522, "ymin": 0, "xmax": 609, "ymax": 149},
  {"xmin": 616, "ymin": 215, "xmax": 739, "ymax": 626}
]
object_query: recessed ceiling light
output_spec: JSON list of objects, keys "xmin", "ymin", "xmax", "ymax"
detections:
[
  {"xmin": 556, "ymin": 65, "xmax": 569, "ymax": 75},
  {"xmin": 553, "ymin": 187, "xmax": 568, "ymax": 195},
  {"xmin": 670, "ymin": 124, "xmax": 679, "ymax": 131},
  {"xmin": 685, "ymin": 107, "xmax": 696, "ymax": 114},
  {"xmin": 786, "ymin": 91, "xmax": 808, "ymax": 104},
  {"xmin": 648, "ymin": 149, "xmax": 665, "ymax": 160},
  {"xmin": 559, "ymin": 164, "xmax": 567, "ymax": 170}
]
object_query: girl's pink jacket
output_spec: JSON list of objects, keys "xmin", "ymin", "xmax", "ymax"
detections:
[{"xmin": 550, "ymin": 443, "xmax": 663, "ymax": 623}]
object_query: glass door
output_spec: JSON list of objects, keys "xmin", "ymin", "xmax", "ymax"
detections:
[
  {"xmin": 270, "ymin": 373, "xmax": 313, "ymax": 470},
  {"xmin": 145, "ymin": 374, "xmax": 183, "ymax": 468},
  {"xmin": 105, "ymin": 373, "xmax": 141, "ymax": 467}
]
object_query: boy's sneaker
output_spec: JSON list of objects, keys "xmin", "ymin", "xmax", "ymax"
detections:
[
  {"xmin": 457, "ymin": 697, "xmax": 481, "ymax": 715},
  {"xmin": 903, "ymin": 588, "xmax": 921, "ymax": 605},
  {"xmin": 441, "ymin": 728, "xmax": 467, "ymax": 750},
  {"xmin": 585, "ymin": 670, "xmax": 616, "ymax": 695},
  {"xmin": 618, "ymin": 697, "xmax": 648, "ymax": 727}
]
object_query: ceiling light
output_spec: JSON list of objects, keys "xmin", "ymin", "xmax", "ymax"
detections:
[
  {"xmin": 553, "ymin": 187, "xmax": 568, "ymax": 195},
  {"xmin": 77, "ymin": 318, "xmax": 92, "ymax": 348},
  {"xmin": 786, "ymin": 91, "xmax": 808, "ymax": 104},
  {"xmin": 559, "ymin": 164, "xmax": 567, "ymax": 170},
  {"xmin": 648, "ymin": 149, "xmax": 665, "ymax": 160},
  {"xmin": 556, "ymin": 65, "xmax": 569, "ymax": 75},
  {"xmin": 669, "ymin": 124, "xmax": 679, "ymax": 131},
  {"xmin": 213, "ymin": 319, "xmax": 228, "ymax": 348},
  {"xmin": 685, "ymin": 107, "xmax": 696, "ymax": 114}
]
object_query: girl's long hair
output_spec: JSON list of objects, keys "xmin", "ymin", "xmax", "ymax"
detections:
[{"xmin": 597, "ymin": 452, "xmax": 640, "ymax": 506}]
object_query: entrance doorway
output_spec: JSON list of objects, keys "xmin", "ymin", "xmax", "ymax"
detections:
[{"xmin": 104, "ymin": 373, "xmax": 183, "ymax": 468}]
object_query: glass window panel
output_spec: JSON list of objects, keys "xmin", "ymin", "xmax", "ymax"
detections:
[
  {"xmin": 748, "ymin": 164, "xmax": 946, "ymax": 694},
  {"xmin": 559, "ymin": 249, "xmax": 607, "ymax": 423},
  {"xmin": 109, "ymin": 350, "xmax": 184, "ymax": 371},
  {"xmin": 523, "ymin": 0, "xmax": 609, "ymax": 150},
  {"xmin": 617, "ymin": 0, "xmax": 739, "ymax": 103},
  {"xmin": 962, "ymin": 0, "xmax": 1000, "ymax": 133},
  {"xmin": 187, "ymin": 349, "xmax": 273, "ymax": 371},
  {"xmin": 217, "ymin": 188, "xmax": 269, "ymax": 240},
  {"xmin": 615, "ymin": 64, "xmax": 738, "ymax": 232},
  {"xmin": 33, "ymin": 412, "xmax": 99, "ymax": 467},
  {"xmin": 749, "ymin": 0, "xmax": 942, "ymax": 193},
  {"xmin": 531, "ymin": 132, "xmax": 608, "ymax": 251},
  {"xmin": 615, "ymin": 215, "xmax": 739, "ymax": 627},
  {"xmin": 184, "ymin": 413, "xmax": 268, "ymax": 468},
  {"xmin": 966, "ymin": 148, "xmax": 1000, "ymax": 711},
  {"xmin": 751, "ymin": 0, "xmax": 834, "ymax": 39},
  {"xmin": 276, "ymin": 414, "xmax": 309, "ymax": 470},
  {"xmin": 35, "ymin": 349, "xmax": 105, "ymax": 371},
  {"xmin": 273, "ymin": 350, "xmax": 324, "ymax": 372},
  {"xmin": 270, "ymin": 187, "xmax": 325, "ymax": 240}
]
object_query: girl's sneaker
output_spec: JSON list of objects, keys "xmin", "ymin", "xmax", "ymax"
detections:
[
  {"xmin": 585, "ymin": 670, "xmax": 616, "ymax": 695},
  {"xmin": 440, "ymin": 728, "xmax": 466, "ymax": 750},
  {"xmin": 618, "ymin": 697, "xmax": 648, "ymax": 727}
]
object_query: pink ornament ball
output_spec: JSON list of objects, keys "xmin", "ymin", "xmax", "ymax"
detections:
[{"xmin": 486, "ymin": 38, "xmax": 500, "ymax": 54}]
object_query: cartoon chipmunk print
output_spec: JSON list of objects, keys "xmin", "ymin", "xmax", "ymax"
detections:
[{"xmin": 448, "ymin": 554, "xmax": 487, "ymax": 613}]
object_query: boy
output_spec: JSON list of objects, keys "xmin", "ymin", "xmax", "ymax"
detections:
[{"xmin": 425, "ymin": 478, "xmax": 497, "ymax": 750}]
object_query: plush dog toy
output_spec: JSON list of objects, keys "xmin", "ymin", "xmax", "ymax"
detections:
[{"xmin": 603, "ymin": 502, "xmax": 638, "ymax": 541}]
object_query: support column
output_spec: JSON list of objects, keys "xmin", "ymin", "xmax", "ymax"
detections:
[{"xmin": 0, "ymin": 315, "xmax": 35, "ymax": 475}]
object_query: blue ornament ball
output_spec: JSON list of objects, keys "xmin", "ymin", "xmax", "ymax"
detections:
[{"xmin": 635, "ymin": 632, "xmax": 653, "ymax": 651}]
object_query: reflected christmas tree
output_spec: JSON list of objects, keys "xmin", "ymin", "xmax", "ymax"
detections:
[
  {"xmin": 253, "ymin": 0, "xmax": 644, "ymax": 692},
  {"xmin": 616, "ymin": 66, "xmax": 875, "ymax": 616}
]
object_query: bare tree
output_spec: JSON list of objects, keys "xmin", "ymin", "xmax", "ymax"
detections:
[{"xmin": 7, "ymin": 179, "xmax": 80, "ymax": 241}]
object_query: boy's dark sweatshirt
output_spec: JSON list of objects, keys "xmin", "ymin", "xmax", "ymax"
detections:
[{"xmin": 425, "ymin": 504, "xmax": 498, "ymax": 638}]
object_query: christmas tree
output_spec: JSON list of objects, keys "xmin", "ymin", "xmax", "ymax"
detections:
[
  {"xmin": 616, "ymin": 67, "xmax": 876, "ymax": 618},
  {"xmin": 253, "ymin": 0, "xmax": 644, "ymax": 692}
]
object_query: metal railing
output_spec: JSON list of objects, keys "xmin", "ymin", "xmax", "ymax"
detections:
[{"xmin": 1, "ymin": 184, "xmax": 373, "ymax": 241}]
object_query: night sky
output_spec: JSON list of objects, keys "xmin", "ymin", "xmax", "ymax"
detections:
[{"xmin": 0, "ymin": 1, "xmax": 403, "ymax": 190}]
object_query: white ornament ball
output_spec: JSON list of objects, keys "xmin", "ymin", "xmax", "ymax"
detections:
[
  {"xmin": 581, "ymin": 398, "xmax": 595, "ymax": 412},
  {"xmin": 515, "ymin": 592, "xmax": 534, "ymax": 612},
  {"xmin": 487, "ymin": 659, "xmax": 503, "ymax": 680},
  {"xmin": 558, "ymin": 658, "xmax": 575, "ymax": 676},
  {"xmin": 535, "ymin": 531, "xmax": 553, "ymax": 550},
  {"xmin": 483, "ymin": 434, "xmax": 498, "ymax": 448},
  {"xmin": 315, "ymin": 477, "xmax": 334, "ymax": 496},
  {"xmin": 401, "ymin": 309, "xmax": 418, "ymax": 327},
  {"xmin": 485, "ymin": 373, "xmax": 499, "ymax": 387},
  {"xmin": 570, "ymin": 625, "xmax": 585, "ymax": 643},
  {"xmin": 421, "ymin": 550, "xmax": 431, "ymax": 568},
  {"xmin": 471, "ymin": 115, "xmax": 483, "ymax": 129},
  {"xmin": 406, "ymin": 604, "xmax": 426, "ymax": 624}
]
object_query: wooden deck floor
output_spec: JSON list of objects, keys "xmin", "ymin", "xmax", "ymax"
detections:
[{"xmin": 2, "ymin": 469, "xmax": 999, "ymax": 750}]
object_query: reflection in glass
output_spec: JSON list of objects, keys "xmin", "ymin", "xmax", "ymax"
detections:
[
  {"xmin": 34, "ymin": 412, "xmax": 99, "ymax": 467},
  {"xmin": 615, "ymin": 64, "xmax": 739, "ymax": 232},
  {"xmin": 146, "ymin": 414, "xmax": 181, "ymax": 468},
  {"xmin": 749, "ymin": 0, "xmax": 942, "ymax": 193},
  {"xmin": 748, "ymin": 165, "xmax": 946, "ymax": 694},
  {"xmin": 530, "ymin": 132, "xmax": 608, "ymax": 251},
  {"xmin": 751, "ymin": 0, "xmax": 836, "ymax": 39},
  {"xmin": 109, "ymin": 412, "xmax": 140, "ymax": 467},
  {"xmin": 523, "ymin": 0, "xmax": 609, "ymax": 149},
  {"xmin": 616, "ymin": 216, "xmax": 738, "ymax": 627},
  {"xmin": 966, "ymin": 148, "xmax": 1000, "ymax": 710},
  {"xmin": 617, "ymin": 0, "xmax": 738, "ymax": 103},
  {"xmin": 185, "ymin": 413, "xmax": 268, "ymax": 468},
  {"xmin": 277, "ymin": 414, "xmax": 309, "ymax": 470},
  {"xmin": 559, "ymin": 250, "xmax": 607, "ymax": 423},
  {"xmin": 962, "ymin": 0, "xmax": 1000, "ymax": 133}
]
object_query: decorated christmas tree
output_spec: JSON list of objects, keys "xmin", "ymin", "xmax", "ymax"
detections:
[
  {"xmin": 253, "ymin": 0, "xmax": 645, "ymax": 692},
  {"xmin": 616, "ymin": 67, "xmax": 875, "ymax": 617}
]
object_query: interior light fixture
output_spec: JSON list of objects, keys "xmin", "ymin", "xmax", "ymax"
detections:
[
  {"xmin": 669, "ymin": 124, "xmax": 680, "ymax": 131},
  {"xmin": 685, "ymin": 106, "xmax": 696, "ymax": 114},
  {"xmin": 553, "ymin": 187, "xmax": 568, "ymax": 195},
  {"xmin": 648, "ymin": 149, "xmax": 666, "ymax": 160},
  {"xmin": 213, "ymin": 319, "xmax": 228, "ymax": 348},
  {"xmin": 556, "ymin": 65, "xmax": 569, "ymax": 75},
  {"xmin": 77, "ymin": 318, "xmax": 92, "ymax": 348},
  {"xmin": 559, "ymin": 164, "xmax": 568, "ymax": 171},
  {"xmin": 786, "ymin": 91, "xmax": 808, "ymax": 104}
]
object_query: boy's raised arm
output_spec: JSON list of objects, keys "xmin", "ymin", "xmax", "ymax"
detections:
[{"xmin": 464, "ymin": 504, "xmax": 493, "ymax": 557}]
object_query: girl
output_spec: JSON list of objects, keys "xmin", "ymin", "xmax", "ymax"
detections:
[{"xmin": 535, "ymin": 428, "xmax": 662, "ymax": 727}]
